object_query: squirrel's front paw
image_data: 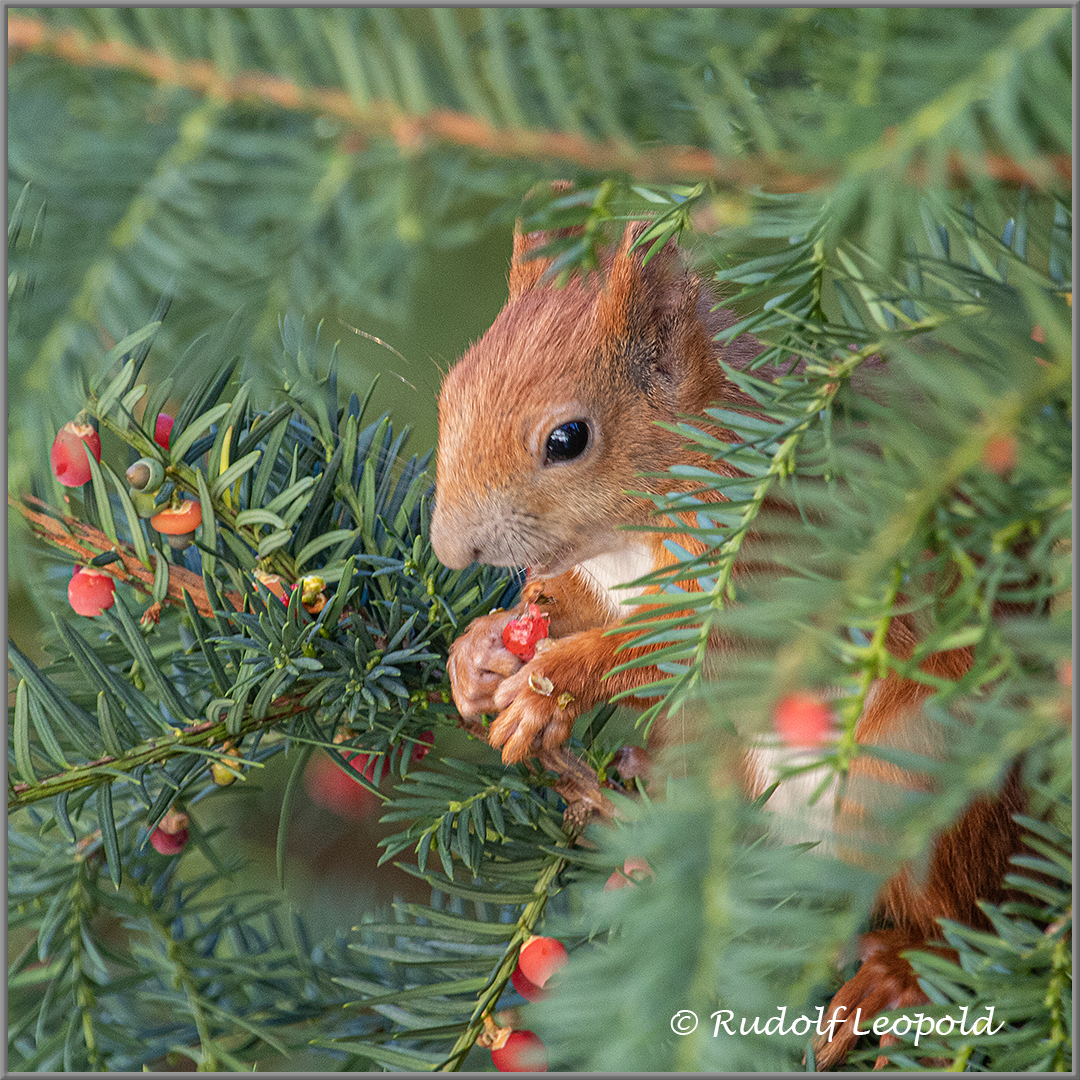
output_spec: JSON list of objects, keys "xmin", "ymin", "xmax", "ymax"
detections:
[
  {"xmin": 447, "ymin": 610, "xmax": 523, "ymax": 720},
  {"xmin": 488, "ymin": 653, "xmax": 583, "ymax": 763}
]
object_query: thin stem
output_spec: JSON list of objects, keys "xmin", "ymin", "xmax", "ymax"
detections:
[
  {"xmin": 135, "ymin": 882, "xmax": 221, "ymax": 1071},
  {"xmin": 69, "ymin": 863, "xmax": 105, "ymax": 1071},
  {"xmin": 8, "ymin": 696, "xmax": 309, "ymax": 812},
  {"xmin": 438, "ymin": 847, "xmax": 572, "ymax": 1071}
]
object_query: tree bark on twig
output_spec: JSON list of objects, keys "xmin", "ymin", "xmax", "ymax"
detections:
[{"xmin": 9, "ymin": 493, "xmax": 239, "ymax": 617}]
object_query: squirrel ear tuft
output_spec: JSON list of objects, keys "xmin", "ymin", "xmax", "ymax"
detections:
[
  {"xmin": 508, "ymin": 180, "xmax": 583, "ymax": 300},
  {"xmin": 508, "ymin": 229, "xmax": 554, "ymax": 300},
  {"xmin": 597, "ymin": 222, "xmax": 694, "ymax": 340}
]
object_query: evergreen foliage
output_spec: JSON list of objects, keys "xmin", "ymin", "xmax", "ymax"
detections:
[{"xmin": 7, "ymin": 7, "xmax": 1071, "ymax": 1073}]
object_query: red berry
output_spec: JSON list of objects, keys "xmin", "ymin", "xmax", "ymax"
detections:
[
  {"xmin": 303, "ymin": 751, "xmax": 379, "ymax": 819},
  {"xmin": 50, "ymin": 420, "xmax": 101, "ymax": 487},
  {"xmin": 253, "ymin": 571, "xmax": 289, "ymax": 604},
  {"xmin": 150, "ymin": 826, "xmax": 189, "ymax": 854},
  {"xmin": 150, "ymin": 500, "xmax": 203, "ymax": 536},
  {"xmin": 154, "ymin": 412, "xmax": 174, "ymax": 450},
  {"xmin": 68, "ymin": 567, "xmax": 117, "ymax": 616},
  {"xmin": 502, "ymin": 603, "xmax": 550, "ymax": 662},
  {"xmin": 510, "ymin": 964, "xmax": 545, "ymax": 1002},
  {"xmin": 604, "ymin": 857, "xmax": 654, "ymax": 891},
  {"xmin": 343, "ymin": 751, "xmax": 378, "ymax": 781},
  {"xmin": 517, "ymin": 936, "xmax": 568, "ymax": 989},
  {"xmin": 773, "ymin": 692, "xmax": 832, "ymax": 747},
  {"xmin": 982, "ymin": 434, "xmax": 1017, "ymax": 476},
  {"xmin": 411, "ymin": 730, "xmax": 435, "ymax": 763},
  {"xmin": 149, "ymin": 810, "xmax": 190, "ymax": 855},
  {"xmin": 491, "ymin": 1030, "xmax": 547, "ymax": 1073}
]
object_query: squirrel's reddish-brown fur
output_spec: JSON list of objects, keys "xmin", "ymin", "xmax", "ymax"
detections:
[{"xmin": 430, "ymin": 215, "xmax": 1025, "ymax": 1070}]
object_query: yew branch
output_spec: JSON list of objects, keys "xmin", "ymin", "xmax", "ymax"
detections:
[
  {"xmin": 7, "ymin": 694, "xmax": 309, "ymax": 812},
  {"xmin": 9, "ymin": 493, "xmax": 239, "ymax": 617},
  {"xmin": 9, "ymin": 14, "xmax": 1069, "ymax": 193},
  {"xmin": 455, "ymin": 713, "xmax": 613, "ymax": 822}
]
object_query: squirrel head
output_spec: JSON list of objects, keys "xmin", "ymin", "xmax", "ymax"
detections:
[{"xmin": 430, "ymin": 218, "xmax": 751, "ymax": 574}]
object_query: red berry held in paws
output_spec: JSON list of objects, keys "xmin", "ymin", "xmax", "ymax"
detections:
[{"xmin": 501, "ymin": 603, "xmax": 550, "ymax": 662}]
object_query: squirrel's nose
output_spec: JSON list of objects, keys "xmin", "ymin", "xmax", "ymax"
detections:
[{"xmin": 429, "ymin": 504, "xmax": 476, "ymax": 569}]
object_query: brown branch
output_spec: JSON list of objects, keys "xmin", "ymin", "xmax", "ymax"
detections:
[
  {"xmin": 9, "ymin": 14, "xmax": 1068, "ymax": 193},
  {"xmin": 3, "ymin": 14, "xmax": 815, "ymax": 191},
  {"xmin": 9, "ymin": 493, "xmax": 240, "ymax": 617},
  {"xmin": 538, "ymin": 747, "xmax": 615, "ymax": 826}
]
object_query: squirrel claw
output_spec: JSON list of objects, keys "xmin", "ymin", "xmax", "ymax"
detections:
[
  {"xmin": 488, "ymin": 709, "xmax": 542, "ymax": 764},
  {"xmin": 488, "ymin": 665, "xmax": 579, "ymax": 763}
]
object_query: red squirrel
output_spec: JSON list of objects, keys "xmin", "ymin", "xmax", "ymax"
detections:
[{"xmin": 429, "ymin": 216, "xmax": 1024, "ymax": 1069}]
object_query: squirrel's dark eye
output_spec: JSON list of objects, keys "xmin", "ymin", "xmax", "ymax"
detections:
[{"xmin": 545, "ymin": 420, "xmax": 590, "ymax": 464}]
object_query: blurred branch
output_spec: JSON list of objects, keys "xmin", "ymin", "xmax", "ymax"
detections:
[
  {"xmin": 538, "ymin": 747, "xmax": 614, "ymax": 825},
  {"xmin": 8, "ymin": 13, "xmax": 1069, "ymax": 192}
]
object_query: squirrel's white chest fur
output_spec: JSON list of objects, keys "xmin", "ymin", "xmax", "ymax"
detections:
[
  {"xmin": 573, "ymin": 543, "xmax": 656, "ymax": 621},
  {"xmin": 572, "ymin": 541, "xmax": 847, "ymax": 850}
]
